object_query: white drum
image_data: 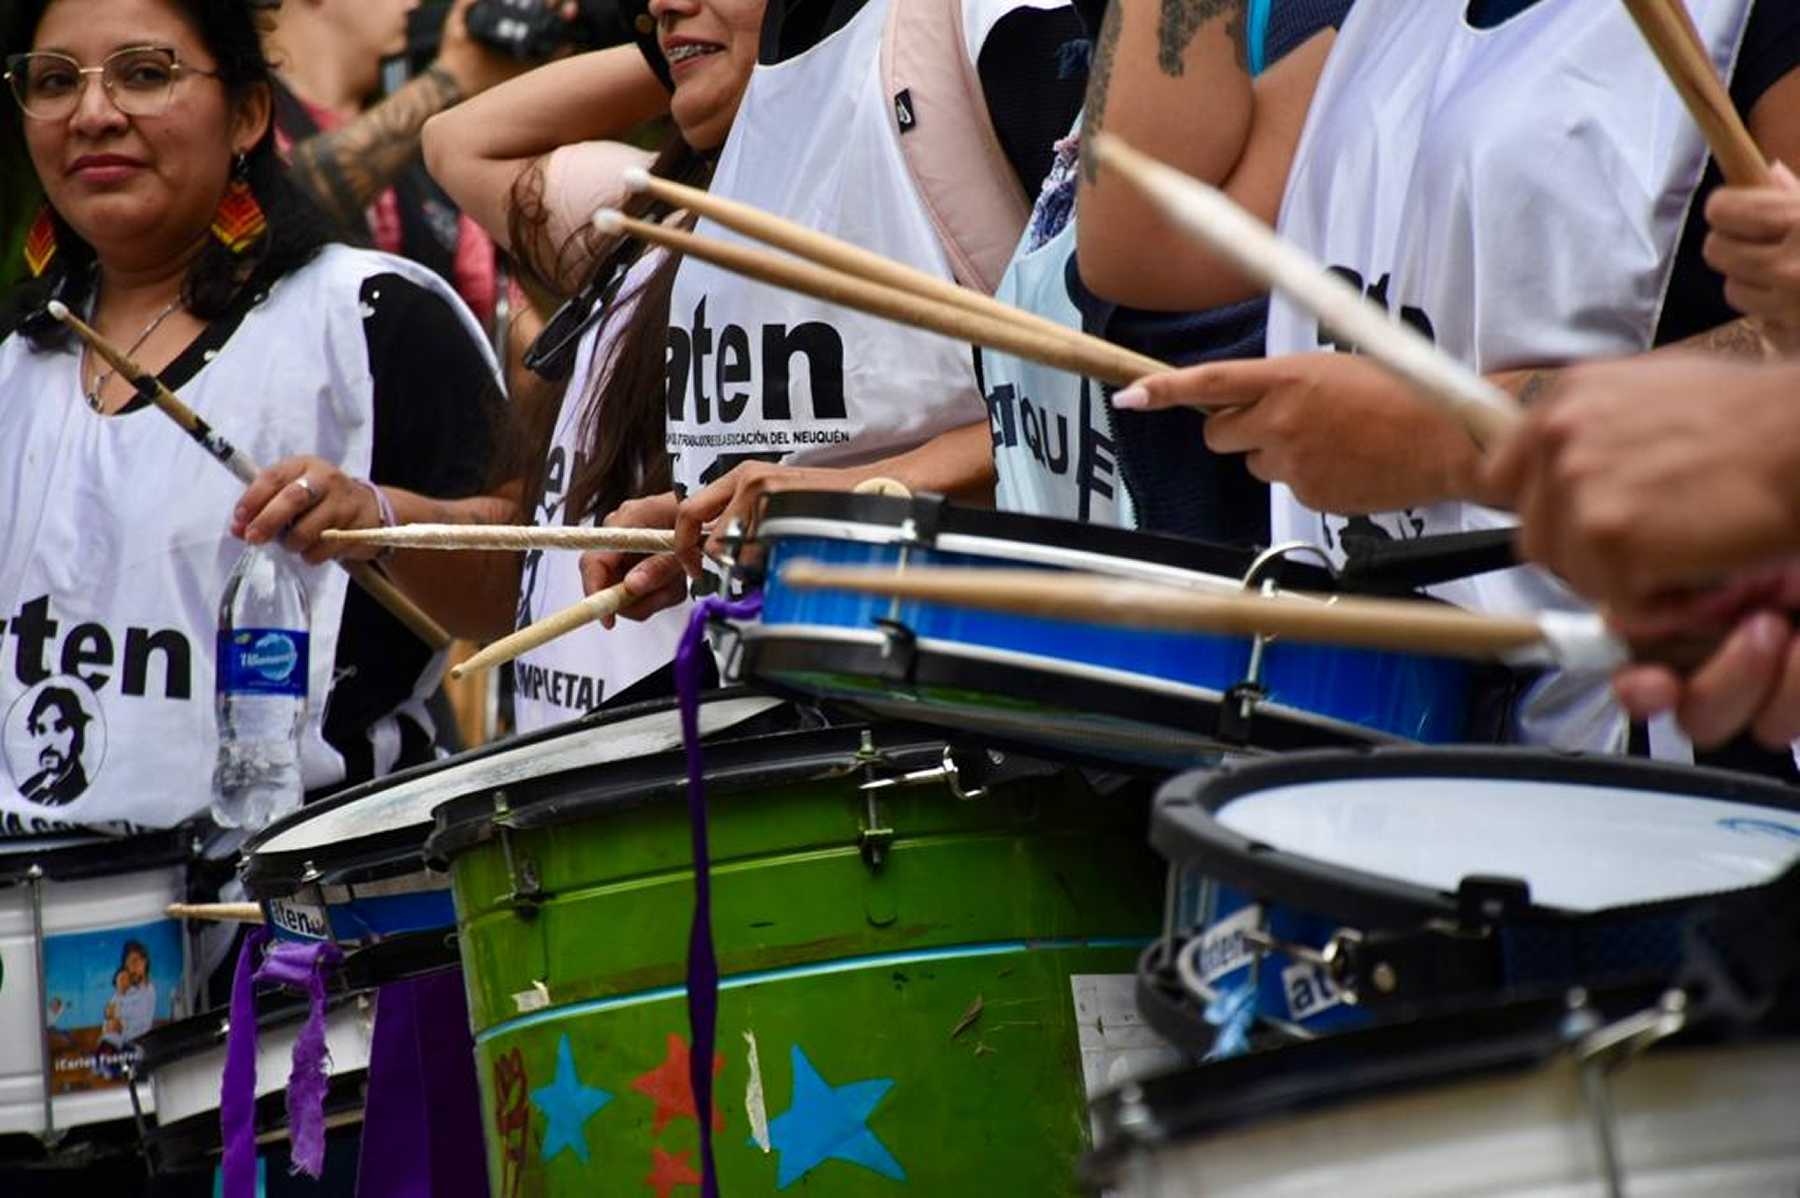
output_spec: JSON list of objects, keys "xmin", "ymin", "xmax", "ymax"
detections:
[
  {"xmin": 133, "ymin": 993, "xmax": 376, "ymax": 1170},
  {"xmin": 1089, "ymin": 991, "xmax": 1800, "ymax": 1197},
  {"xmin": 0, "ymin": 832, "xmax": 192, "ymax": 1144}
]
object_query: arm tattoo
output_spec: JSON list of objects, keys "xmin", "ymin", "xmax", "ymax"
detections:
[
  {"xmin": 1158, "ymin": 0, "xmax": 1249, "ymax": 76},
  {"xmin": 286, "ymin": 66, "xmax": 466, "ymax": 231},
  {"xmin": 1682, "ymin": 316, "xmax": 1775, "ymax": 360},
  {"xmin": 1516, "ymin": 370, "xmax": 1559, "ymax": 406},
  {"xmin": 1079, "ymin": 2, "xmax": 1123, "ymax": 184}
]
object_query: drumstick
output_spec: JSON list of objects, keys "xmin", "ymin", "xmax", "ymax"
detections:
[
  {"xmin": 593, "ymin": 210, "xmax": 1169, "ymax": 387},
  {"xmin": 778, "ymin": 562, "xmax": 1633, "ymax": 671},
  {"xmin": 1620, "ymin": 0, "xmax": 1769, "ymax": 186},
  {"xmin": 166, "ymin": 902, "xmax": 266, "ymax": 924},
  {"xmin": 1087, "ymin": 136, "xmax": 1521, "ymax": 451},
  {"xmin": 48, "ymin": 302, "xmax": 453, "ymax": 652},
  {"xmin": 621, "ymin": 166, "xmax": 1117, "ymax": 351},
  {"xmin": 449, "ymin": 582, "xmax": 634, "ymax": 679},
  {"xmin": 321, "ymin": 524, "xmax": 678, "ymax": 554}
]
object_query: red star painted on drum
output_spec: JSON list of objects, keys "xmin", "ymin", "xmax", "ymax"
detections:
[
  {"xmin": 631, "ymin": 1033, "xmax": 725, "ymax": 1136},
  {"xmin": 645, "ymin": 1146, "xmax": 703, "ymax": 1198}
]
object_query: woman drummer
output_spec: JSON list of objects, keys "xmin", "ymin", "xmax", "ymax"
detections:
[
  {"xmin": 0, "ymin": 0, "xmax": 513, "ymax": 837},
  {"xmin": 1078, "ymin": 0, "xmax": 1800, "ymax": 774}
]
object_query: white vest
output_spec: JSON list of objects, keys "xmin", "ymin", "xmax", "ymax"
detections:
[
  {"xmin": 0, "ymin": 247, "xmax": 482, "ymax": 831},
  {"xmin": 664, "ymin": 0, "xmax": 986, "ymax": 496},
  {"xmin": 986, "ymin": 163, "xmax": 1138, "ymax": 527},
  {"xmin": 512, "ymin": 254, "xmax": 688, "ymax": 734},
  {"xmin": 1267, "ymin": 0, "xmax": 1752, "ymax": 751}
]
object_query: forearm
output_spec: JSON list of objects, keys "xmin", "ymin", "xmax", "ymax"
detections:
[
  {"xmin": 381, "ymin": 490, "xmax": 525, "ymax": 640},
  {"xmin": 1492, "ymin": 317, "xmax": 1777, "ymax": 408},
  {"xmin": 289, "ymin": 67, "xmax": 466, "ymax": 230},
  {"xmin": 849, "ymin": 422, "xmax": 997, "ymax": 505},
  {"xmin": 422, "ymin": 47, "xmax": 666, "ymax": 245}
]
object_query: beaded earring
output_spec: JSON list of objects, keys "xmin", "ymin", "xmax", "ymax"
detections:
[
  {"xmin": 23, "ymin": 205, "xmax": 58, "ymax": 278},
  {"xmin": 210, "ymin": 153, "xmax": 267, "ymax": 254}
]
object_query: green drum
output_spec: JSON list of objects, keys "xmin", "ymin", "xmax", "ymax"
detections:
[{"xmin": 426, "ymin": 697, "xmax": 1163, "ymax": 1196}]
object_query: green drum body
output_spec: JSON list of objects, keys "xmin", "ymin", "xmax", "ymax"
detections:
[{"xmin": 428, "ymin": 710, "xmax": 1163, "ymax": 1196}]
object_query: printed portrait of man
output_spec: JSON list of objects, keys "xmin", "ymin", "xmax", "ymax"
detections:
[{"xmin": 20, "ymin": 685, "xmax": 91, "ymax": 806}]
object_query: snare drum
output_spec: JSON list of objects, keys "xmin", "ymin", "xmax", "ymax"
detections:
[
  {"xmin": 743, "ymin": 492, "xmax": 1473, "ymax": 769},
  {"xmin": 1144, "ymin": 750, "xmax": 1800, "ymax": 1052},
  {"xmin": 0, "ymin": 831, "xmax": 193, "ymax": 1149},
  {"xmin": 427, "ymin": 718, "xmax": 1163, "ymax": 1196},
  {"xmin": 1087, "ymin": 988, "xmax": 1800, "ymax": 1197},
  {"xmin": 241, "ymin": 691, "xmax": 786, "ymax": 946},
  {"xmin": 130, "ymin": 988, "xmax": 375, "ymax": 1174}
]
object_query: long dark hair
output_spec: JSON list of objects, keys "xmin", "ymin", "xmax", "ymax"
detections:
[
  {"xmin": 508, "ymin": 136, "xmax": 711, "ymax": 528},
  {"xmin": 0, "ymin": 0, "xmax": 335, "ymax": 348}
]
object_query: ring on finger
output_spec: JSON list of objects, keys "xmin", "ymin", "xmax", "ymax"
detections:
[{"xmin": 292, "ymin": 476, "xmax": 320, "ymax": 506}]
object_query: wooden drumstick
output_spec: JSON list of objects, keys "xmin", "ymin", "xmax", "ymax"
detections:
[
  {"xmin": 593, "ymin": 210, "xmax": 1169, "ymax": 387},
  {"xmin": 621, "ymin": 167, "xmax": 1122, "ymax": 353},
  {"xmin": 450, "ymin": 582, "xmax": 634, "ymax": 679},
  {"xmin": 167, "ymin": 902, "xmax": 266, "ymax": 924},
  {"xmin": 48, "ymin": 302, "xmax": 453, "ymax": 651},
  {"xmin": 1620, "ymin": 0, "xmax": 1769, "ymax": 186},
  {"xmin": 321, "ymin": 524, "xmax": 678, "ymax": 554},
  {"xmin": 1088, "ymin": 136, "xmax": 1522, "ymax": 451},
  {"xmin": 779, "ymin": 561, "xmax": 1633, "ymax": 670}
]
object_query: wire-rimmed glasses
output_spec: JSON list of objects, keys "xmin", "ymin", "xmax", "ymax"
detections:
[{"xmin": 3, "ymin": 45, "xmax": 220, "ymax": 122}]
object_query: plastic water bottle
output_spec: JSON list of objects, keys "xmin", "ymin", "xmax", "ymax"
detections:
[{"xmin": 212, "ymin": 543, "xmax": 310, "ymax": 830}]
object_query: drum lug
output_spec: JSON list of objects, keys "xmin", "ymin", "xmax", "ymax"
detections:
[
  {"xmin": 27, "ymin": 865, "xmax": 60, "ymax": 1148},
  {"xmin": 859, "ymin": 786, "xmax": 895, "ymax": 870},
  {"xmin": 1457, "ymin": 875, "xmax": 1533, "ymax": 927},
  {"xmin": 493, "ymin": 796, "xmax": 544, "ymax": 912},
  {"xmin": 859, "ymin": 746, "xmax": 989, "ymax": 802},
  {"xmin": 1574, "ymin": 988, "xmax": 1691, "ymax": 1198}
]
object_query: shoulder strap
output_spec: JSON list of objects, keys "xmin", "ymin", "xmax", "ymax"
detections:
[{"xmin": 880, "ymin": 0, "xmax": 1031, "ymax": 295}]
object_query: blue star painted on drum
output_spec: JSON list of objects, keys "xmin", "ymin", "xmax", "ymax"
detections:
[
  {"xmin": 766, "ymin": 1044, "xmax": 904, "ymax": 1188},
  {"xmin": 530, "ymin": 1034, "xmax": 613, "ymax": 1164}
]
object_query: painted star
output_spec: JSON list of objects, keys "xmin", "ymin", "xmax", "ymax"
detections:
[
  {"xmin": 530, "ymin": 1034, "xmax": 613, "ymax": 1164},
  {"xmin": 766, "ymin": 1045, "xmax": 905, "ymax": 1188},
  {"xmin": 645, "ymin": 1146, "xmax": 703, "ymax": 1198},
  {"xmin": 631, "ymin": 1033, "xmax": 725, "ymax": 1136}
]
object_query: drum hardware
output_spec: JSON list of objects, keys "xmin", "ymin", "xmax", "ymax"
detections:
[
  {"xmin": 26, "ymin": 863, "xmax": 58, "ymax": 1147},
  {"xmin": 1219, "ymin": 544, "xmax": 1341, "ymax": 746},
  {"xmin": 857, "ymin": 746, "xmax": 991, "ymax": 802},
  {"xmin": 491, "ymin": 792, "xmax": 544, "ymax": 911},
  {"xmin": 852, "ymin": 730, "xmax": 897, "ymax": 868},
  {"xmin": 1575, "ymin": 988, "xmax": 1692, "ymax": 1198},
  {"xmin": 1168, "ymin": 934, "xmax": 1317, "ymax": 1044}
]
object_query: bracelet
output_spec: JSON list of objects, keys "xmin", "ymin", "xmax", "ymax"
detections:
[{"xmin": 355, "ymin": 479, "xmax": 398, "ymax": 562}]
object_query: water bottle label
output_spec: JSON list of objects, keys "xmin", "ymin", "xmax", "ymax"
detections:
[{"xmin": 217, "ymin": 629, "xmax": 309, "ymax": 697}]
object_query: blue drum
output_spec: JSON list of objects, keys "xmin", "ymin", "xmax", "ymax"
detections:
[
  {"xmin": 1142, "ymin": 749, "xmax": 1800, "ymax": 1056},
  {"xmin": 741, "ymin": 492, "xmax": 1474, "ymax": 769},
  {"xmin": 241, "ymin": 691, "xmax": 785, "ymax": 946}
]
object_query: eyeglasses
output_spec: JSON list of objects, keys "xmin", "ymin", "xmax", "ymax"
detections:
[{"xmin": 3, "ymin": 46, "xmax": 220, "ymax": 122}]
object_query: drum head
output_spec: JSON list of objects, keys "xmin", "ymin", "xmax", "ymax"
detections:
[
  {"xmin": 1156, "ymin": 749, "xmax": 1800, "ymax": 922},
  {"xmin": 242, "ymin": 691, "xmax": 785, "ymax": 893}
]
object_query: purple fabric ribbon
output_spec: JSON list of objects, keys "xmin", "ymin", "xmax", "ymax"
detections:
[
  {"xmin": 677, "ymin": 593, "xmax": 761, "ymax": 1198},
  {"xmin": 219, "ymin": 931, "xmax": 344, "ymax": 1197},
  {"xmin": 220, "ymin": 927, "xmax": 272, "ymax": 1198}
]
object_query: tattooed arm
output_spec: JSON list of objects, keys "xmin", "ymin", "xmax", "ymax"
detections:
[
  {"xmin": 1077, "ymin": 0, "xmax": 1335, "ymax": 312},
  {"xmin": 284, "ymin": 0, "xmax": 536, "ymax": 232}
]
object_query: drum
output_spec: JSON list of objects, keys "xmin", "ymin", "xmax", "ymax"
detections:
[
  {"xmin": 1086, "ymin": 987, "xmax": 1800, "ymax": 1196},
  {"xmin": 742, "ymin": 492, "xmax": 1473, "ymax": 770},
  {"xmin": 130, "ymin": 989, "xmax": 375, "ymax": 1174},
  {"xmin": 241, "ymin": 691, "xmax": 787, "ymax": 946},
  {"xmin": 1142, "ymin": 749, "xmax": 1800, "ymax": 1052},
  {"xmin": 427, "ymin": 715, "xmax": 1164, "ymax": 1196},
  {"xmin": 0, "ymin": 831, "xmax": 193, "ymax": 1150}
]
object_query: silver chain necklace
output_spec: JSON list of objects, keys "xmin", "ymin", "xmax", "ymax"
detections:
[{"xmin": 84, "ymin": 298, "xmax": 182, "ymax": 412}]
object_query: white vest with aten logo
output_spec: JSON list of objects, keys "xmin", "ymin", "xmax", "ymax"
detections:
[
  {"xmin": 1266, "ymin": 0, "xmax": 1752, "ymax": 751},
  {"xmin": 665, "ymin": 0, "xmax": 1005, "ymax": 496},
  {"xmin": 513, "ymin": 253, "xmax": 688, "ymax": 734},
  {"xmin": 0, "ymin": 247, "xmax": 470, "ymax": 832}
]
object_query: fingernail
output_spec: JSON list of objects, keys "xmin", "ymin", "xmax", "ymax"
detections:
[
  {"xmin": 1112, "ymin": 385, "xmax": 1149, "ymax": 410},
  {"xmin": 623, "ymin": 567, "xmax": 649, "ymax": 595},
  {"xmin": 1751, "ymin": 612, "xmax": 1788, "ymax": 653},
  {"xmin": 1775, "ymin": 160, "xmax": 1799, "ymax": 187}
]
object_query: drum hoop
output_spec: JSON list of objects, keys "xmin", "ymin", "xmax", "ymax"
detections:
[
  {"xmin": 757, "ymin": 490, "xmax": 1341, "ymax": 589},
  {"xmin": 741, "ymin": 627, "xmax": 1399, "ymax": 768},
  {"xmin": 423, "ymin": 721, "xmax": 952, "ymax": 866},
  {"xmin": 1083, "ymin": 979, "xmax": 1703, "ymax": 1177},
  {"xmin": 1153, "ymin": 749, "xmax": 1800, "ymax": 927},
  {"xmin": 241, "ymin": 689, "xmax": 785, "ymax": 887},
  {"xmin": 0, "ymin": 826, "xmax": 192, "ymax": 886}
]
